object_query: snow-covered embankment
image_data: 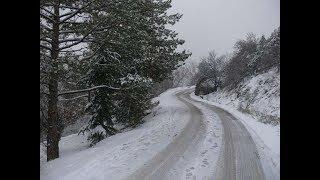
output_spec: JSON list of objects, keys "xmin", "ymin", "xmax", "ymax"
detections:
[
  {"xmin": 40, "ymin": 87, "xmax": 216, "ymax": 180},
  {"xmin": 190, "ymin": 68, "xmax": 280, "ymax": 179}
]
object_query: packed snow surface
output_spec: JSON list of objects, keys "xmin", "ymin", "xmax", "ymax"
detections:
[
  {"xmin": 41, "ymin": 85, "xmax": 279, "ymax": 180},
  {"xmin": 190, "ymin": 68, "xmax": 280, "ymax": 179},
  {"xmin": 41, "ymin": 87, "xmax": 223, "ymax": 180}
]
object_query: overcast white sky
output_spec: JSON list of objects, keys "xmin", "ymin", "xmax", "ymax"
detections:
[{"xmin": 169, "ymin": 0, "xmax": 280, "ymax": 62}]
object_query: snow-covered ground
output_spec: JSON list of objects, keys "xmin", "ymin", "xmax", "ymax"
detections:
[
  {"xmin": 161, "ymin": 89, "xmax": 223, "ymax": 179},
  {"xmin": 190, "ymin": 68, "xmax": 280, "ymax": 179},
  {"xmin": 41, "ymin": 87, "xmax": 222, "ymax": 180},
  {"xmin": 61, "ymin": 115, "xmax": 91, "ymax": 137},
  {"xmin": 190, "ymin": 93, "xmax": 280, "ymax": 179},
  {"xmin": 41, "ymin": 83, "xmax": 279, "ymax": 180},
  {"xmin": 202, "ymin": 68, "xmax": 280, "ymax": 125}
]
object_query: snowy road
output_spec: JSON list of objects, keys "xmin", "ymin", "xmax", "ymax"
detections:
[
  {"xmin": 189, "ymin": 96, "xmax": 266, "ymax": 180},
  {"xmin": 176, "ymin": 90, "xmax": 266, "ymax": 180},
  {"xmin": 128, "ymin": 88, "xmax": 266, "ymax": 180},
  {"xmin": 127, "ymin": 90, "xmax": 206, "ymax": 180},
  {"xmin": 41, "ymin": 87, "xmax": 278, "ymax": 180}
]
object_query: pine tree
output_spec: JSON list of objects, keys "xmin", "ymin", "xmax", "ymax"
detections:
[
  {"xmin": 40, "ymin": 0, "xmax": 113, "ymax": 161},
  {"xmin": 81, "ymin": 0, "xmax": 191, "ymax": 145}
]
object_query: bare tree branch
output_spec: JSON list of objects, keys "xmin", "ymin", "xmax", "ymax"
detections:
[
  {"xmin": 40, "ymin": 44, "xmax": 52, "ymax": 51},
  {"xmin": 59, "ymin": 25, "xmax": 110, "ymax": 35},
  {"xmin": 40, "ymin": 7, "xmax": 55, "ymax": 17},
  {"xmin": 58, "ymin": 85, "xmax": 122, "ymax": 96},
  {"xmin": 77, "ymin": 39, "xmax": 110, "ymax": 61},
  {"xmin": 40, "ymin": 23, "xmax": 53, "ymax": 32},
  {"xmin": 79, "ymin": 52, "xmax": 96, "ymax": 61},
  {"xmin": 58, "ymin": 34, "xmax": 92, "ymax": 50},
  {"xmin": 59, "ymin": 11, "xmax": 75, "ymax": 18},
  {"xmin": 60, "ymin": 1, "xmax": 94, "ymax": 24},
  {"xmin": 40, "ymin": 2, "xmax": 54, "ymax": 8},
  {"xmin": 59, "ymin": 5, "xmax": 81, "ymax": 10},
  {"xmin": 59, "ymin": 94, "xmax": 89, "ymax": 101},
  {"xmin": 40, "ymin": 52, "xmax": 52, "ymax": 59},
  {"xmin": 60, "ymin": 47, "xmax": 86, "ymax": 53},
  {"xmin": 59, "ymin": 29, "xmax": 81, "ymax": 34},
  {"xmin": 40, "ymin": 12, "xmax": 55, "ymax": 23},
  {"xmin": 60, "ymin": 11, "xmax": 82, "ymax": 24},
  {"xmin": 40, "ymin": 38, "xmax": 52, "ymax": 44},
  {"xmin": 58, "ymin": 21, "xmax": 104, "ymax": 50},
  {"xmin": 59, "ymin": 38, "xmax": 93, "ymax": 43},
  {"xmin": 41, "ymin": 91, "xmax": 50, "ymax": 96}
]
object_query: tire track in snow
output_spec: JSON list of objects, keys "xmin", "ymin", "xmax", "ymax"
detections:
[
  {"xmin": 189, "ymin": 94, "xmax": 266, "ymax": 180},
  {"xmin": 125, "ymin": 88, "xmax": 267, "ymax": 180},
  {"xmin": 124, "ymin": 90, "xmax": 206, "ymax": 180}
]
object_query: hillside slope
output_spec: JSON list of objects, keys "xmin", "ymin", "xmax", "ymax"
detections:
[{"xmin": 200, "ymin": 68, "xmax": 280, "ymax": 125}]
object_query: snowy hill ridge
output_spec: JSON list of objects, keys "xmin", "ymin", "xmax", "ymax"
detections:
[{"xmin": 200, "ymin": 67, "xmax": 280, "ymax": 125}]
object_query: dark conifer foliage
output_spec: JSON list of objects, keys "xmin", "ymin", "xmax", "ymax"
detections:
[
  {"xmin": 40, "ymin": 0, "xmax": 190, "ymax": 155},
  {"xmin": 82, "ymin": 0, "xmax": 190, "ymax": 146}
]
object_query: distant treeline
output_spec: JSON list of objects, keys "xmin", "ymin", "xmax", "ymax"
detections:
[{"xmin": 193, "ymin": 27, "xmax": 280, "ymax": 94}]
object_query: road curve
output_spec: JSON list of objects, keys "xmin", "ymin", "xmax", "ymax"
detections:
[
  {"xmin": 187, "ymin": 92, "xmax": 266, "ymax": 180},
  {"xmin": 125, "ymin": 88, "xmax": 266, "ymax": 180},
  {"xmin": 125, "ymin": 90, "xmax": 206, "ymax": 180}
]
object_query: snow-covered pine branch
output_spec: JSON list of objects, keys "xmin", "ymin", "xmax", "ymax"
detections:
[
  {"xmin": 40, "ymin": 38, "xmax": 52, "ymax": 44},
  {"xmin": 59, "ymin": 30, "xmax": 80, "ymax": 34},
  {"xmin": 59, "ymin": 11, "xmax": 77, "ymax": 19},
  {"xmin": 40, "ymin": 44, "xmax": 52, "ymax": 51},
  {"xmin": 59, "ymin": 38, "xmax": 92, "ymax": 43},
  {"xmin": 59, "ymin": 0, "xmax": 94, "ymax": 23},
  {"xmin": 40, "ymin": 52, "xmax": 52, "ymax": 59},
  {"xmin": 58, "ymin": 94, "xmax": 89, "ymax": 101},
  {"xmin": 40, "ymin": 12, "xmax": 55, "ymax": 23},
  {"xmin": 58, "ymin": 85, "xmax": 122, "ymax": 96},
  {"xmin": 60, "ymin": 47, "xmax": 86, "ymax": 53},
  {"xmin": 40, "ymin": 7, "xmax": 55, "ymax": 17},
  {"xmin": 59, "ymin": 5, "xmax": 81, "ymax": 10},
  {"xmin": 41, "ymin": 92, "xmax": 50, "ymax": 96},
  {"xmin": 40, "ymin": 23, "xmax": 53, "ymax": 32},
  {"xmin": 58, "ymin": 22, "xmax": 102, "ymax": 50}
]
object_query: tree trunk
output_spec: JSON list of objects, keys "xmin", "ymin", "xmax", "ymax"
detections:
[
  {"xmin": 195, "ymin": 77, "xmax": 206, "ymax": 95},
  {"xmin": 47, "ymin": 0, "xmax": 61, "ymax": 161},
  {"xmin": 47, "ymin": 73, "xmax": 60, "ymax": 161},
  {"xmin": 100, "ymin": 123, "xmax": 117, "ymax": 135}
]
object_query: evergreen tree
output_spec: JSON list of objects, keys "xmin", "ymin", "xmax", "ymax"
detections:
[
  {"xmin": 81, "ymin": 0, "xmax": 190, "ymax": 145},
  {"xmin": 40, "ymin": 0, "xmax": 113, "ymax": 161}
]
